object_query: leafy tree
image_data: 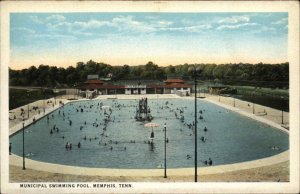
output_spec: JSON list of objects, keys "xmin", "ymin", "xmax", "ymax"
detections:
[{"xmin": 9, "ymin": 61, "xmax": 289, "ymax": 88}]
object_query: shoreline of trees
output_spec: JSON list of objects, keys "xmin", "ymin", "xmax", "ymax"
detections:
[{"xmin": 9, "ymin": 60, "xmax": 289, "ymax": 88}]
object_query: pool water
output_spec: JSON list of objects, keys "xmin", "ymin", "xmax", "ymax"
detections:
[{"xmin": 10, "ymin": 98, "xmax": 289, "ymax": 169}]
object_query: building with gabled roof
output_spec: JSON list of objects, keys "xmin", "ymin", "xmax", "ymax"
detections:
[
  {"xmin": 78, "ymin": 75, "xmax": 192, "ymax": 98},
  {"xmin": 164, "ymin": 78, "xmax": 185, "ymax": 84}
]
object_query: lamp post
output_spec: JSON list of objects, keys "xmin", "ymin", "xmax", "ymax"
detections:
[
  {"xmin": 54, "ymin": 87, "xmax": 56, "ymax": 105},
  {"xmin": 164, "ymin": 123, "xmax": 167, "ymax": 178},
  {"xmin": 188, "ymin": 65, "xmax": 202, "ymax": 182},
  {"xmin": 281, "ymin": 96, "xmax": 284, "ymax": 124},
  {"xmin": 22, "ymin": 122, "xmax": 26, "ymax": 170},
  {"xmin": 233, "ymin": 95, "xmax": 236, "ymax": 107},
  {"xmin": 73, "ymin": 84, "xmax": 76, "ymax": 99},
  {"xmin": 251, "ymin": 92, "xmax": 255, "ymax": 114},
  {"xmin": 26, "ymin": 91, "xmax": 30, "ymax": 119},
  {"xmin": 41, "ymin": 88, "xmax": 45, "ymax": 114}
]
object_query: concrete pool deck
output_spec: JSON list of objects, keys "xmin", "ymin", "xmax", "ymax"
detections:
[
  {"xmin": 9, "ymin": 149, "xmax": 289, "ymax": 177},
  {"xmin": 9, "ymin": 94, "xmax": 289, "ymax": 181}
]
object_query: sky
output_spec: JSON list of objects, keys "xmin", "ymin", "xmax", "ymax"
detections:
[{"xmin": 10, "ymin": 12, "xmax": 288, "ymax": 69}]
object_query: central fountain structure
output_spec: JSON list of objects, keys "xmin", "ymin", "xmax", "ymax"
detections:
[{"xmin": 135, "ymin": 98, "xmax": 153, "ymax": 121}]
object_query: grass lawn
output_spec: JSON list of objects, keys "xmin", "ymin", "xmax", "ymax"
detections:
[{"xmin": 9, "ymin": 88, "xmax": 61, "ymax": 110}]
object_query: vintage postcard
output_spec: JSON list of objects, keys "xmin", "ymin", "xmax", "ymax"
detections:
[{"xmin": 1, "ymin": 1, "xmax": 299, "ymax": 193}]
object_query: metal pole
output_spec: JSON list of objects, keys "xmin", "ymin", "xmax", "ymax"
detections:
[
  {"xmin": 27, "ymin": 104, "xmax": 29, "ymax": 119},
  {"xmin": 194, "ymin": 73, "xmax": 198, "ymax": 182},
  {"xmin": 22, "ymin": 123, "xmax": 26, "ymax": 170},
  {"xmin": 233, "ymin": 96, "xmax": 235, "ymax": 107},
  {"xmin": 164, "ymin": 124, "xmax": 167, "ymax": 178},
  {"xmin": 281, "ymin": 97, "xmax": 284, "ymax": 124},
  {"xmin": 42, "ymin": 89, "xmax": 45, "ymax": 114}
]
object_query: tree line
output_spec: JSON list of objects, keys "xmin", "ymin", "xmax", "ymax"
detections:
[{"xmin": 9, "ymin": 60, "xmax": 289, "ymax": 88}]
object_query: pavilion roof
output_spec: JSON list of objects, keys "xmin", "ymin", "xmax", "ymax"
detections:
[
  {"xmin": 84, "ymin": 79, "xmax": 105, "ymax": 85},
  {"xmin": 164, "ymin": 78, "xmax": 185, "ymax": 84},
  {"xmin": 147, "ymin": 84, "xmax": 192, "ymax": 88}
]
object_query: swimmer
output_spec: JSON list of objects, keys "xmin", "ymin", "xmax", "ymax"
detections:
[
  {"xmin": 201, "ymin": 136, "xmax": 204, "ymax": 142},
  {"xmin": 78, "ymin": 142, "xmax": 81, "ymax": 148},
  {"xmin": 271, "ymin": 146, "xmax": 280, "ymax": 150},
  {"xmin": 208, "ymin": 158, "xmax": 213, "ymax": 166},
  {"xmin": 26, "ymin": 152, "xmax": 34, "ymax": 157}
]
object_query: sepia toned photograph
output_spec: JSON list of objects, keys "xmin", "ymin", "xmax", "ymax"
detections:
[{"xmin": 1, "ymin": 1, "xmax": 299, "ymax": 193}]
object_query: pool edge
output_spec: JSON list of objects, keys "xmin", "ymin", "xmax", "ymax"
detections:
[{"xmin": 9, "ymin": 95, "xmax": 289, "ymax": 177}]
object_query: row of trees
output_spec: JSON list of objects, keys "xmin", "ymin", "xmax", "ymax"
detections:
[{"xmin": 9, "ymin": 60, "xmax": 289, "ymax": 88}]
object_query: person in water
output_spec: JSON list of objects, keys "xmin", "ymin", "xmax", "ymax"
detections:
[
  {"xmin": 208, "ymin": 158, "xmax": 213, "ymax": 166},
  {"xmin": 201, "ymin": 136, "xmax": 205, "ymax": 142},
  {"xmin": 78, "ymin": 142, "xmax": 81, "ymax": 148}
]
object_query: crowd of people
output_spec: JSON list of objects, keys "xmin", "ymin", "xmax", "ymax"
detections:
[{"xmin": 11, "ymin": 98, "xmax": 217, "ymax": 167}]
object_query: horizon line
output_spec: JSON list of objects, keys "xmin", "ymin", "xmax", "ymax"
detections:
[{"xmin": 9, "ymin": 60, "xmax": 289, "ymax": 70}]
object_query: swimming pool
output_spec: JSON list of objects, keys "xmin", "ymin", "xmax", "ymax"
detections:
[{"xmin": 9, "ymin": 98, "xmax": 289, "ymax": 169}]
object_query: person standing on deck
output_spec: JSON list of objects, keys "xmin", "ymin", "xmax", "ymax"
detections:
[{"xmin": 9, "ymin": 143, "xmax": 12, "ymax": 155}]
